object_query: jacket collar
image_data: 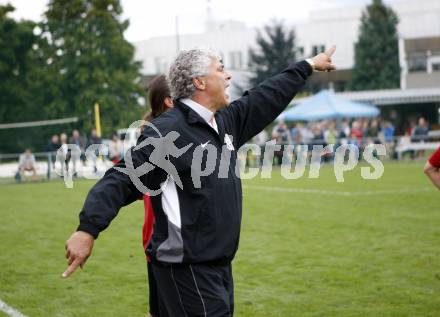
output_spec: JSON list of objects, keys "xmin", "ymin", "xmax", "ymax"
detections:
[
  {"xmin": 180, "ymin": 98, "xmax": 214, "ymax": 123},
  {"xmin": 175, "ymin": 100, "xmax": 207, "ymax": 125},
  {"xmin": 175, "ymin": 100, "xmax": 225, "ymax": 140}
]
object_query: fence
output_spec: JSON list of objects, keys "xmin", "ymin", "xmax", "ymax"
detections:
[
  {"xmin": 0, "ymin": 150, "xmax": 114, "ymax": 184},
  {"xmin": 0, "ymin": 135, "xmax": 438, "ymax": 185}
]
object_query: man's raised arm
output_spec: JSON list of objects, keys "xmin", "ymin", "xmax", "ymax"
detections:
[{"xmin": 220, "ymin": 46, "xmax": 336, "ymax": 148}]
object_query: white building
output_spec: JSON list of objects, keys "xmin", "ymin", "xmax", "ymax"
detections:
[
  {"xmin": 295, "ymin": 0, "xmax": 440, "ymax": 90},
  {"xmin": 134, "ymin": 0, "xmax": 440, "ymax": 93},
  {"xmin": 134, "ymin": 19, "xmax": 256, "ymax": 99},
  {"xmin": 135, "ymin": 20, "xmax": 255, "ymax": 74}
]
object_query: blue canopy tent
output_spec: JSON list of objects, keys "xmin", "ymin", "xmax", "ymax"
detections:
[{"xmin": 278, "ymin": 90, "xmax": 380, "ymax": 121}]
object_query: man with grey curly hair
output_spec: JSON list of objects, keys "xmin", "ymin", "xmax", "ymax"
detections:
[
  {"xmin": 168, "ymin": 48, "xmax": 221, "ymax": 100},
  {"xmin": 64, "ymin": 45, "xmax": 337, "ymax": 317}
]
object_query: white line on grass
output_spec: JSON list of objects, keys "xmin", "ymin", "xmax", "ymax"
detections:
[
  {"xmin": 0, "ymin": 299, "xmax": 28, "ymax": 317},
  {"xmin": 243, "ymin": 185, "xmax": 434, "ymax": 196}
]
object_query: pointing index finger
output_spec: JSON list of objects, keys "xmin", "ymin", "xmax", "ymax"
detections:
[
  {"xmin": 325, "ymin": 45, "xmax": 336, "ymax": 57},
  {"xmin": 62, "ymin": 258, "xmax": 82, "ymax": 278}
]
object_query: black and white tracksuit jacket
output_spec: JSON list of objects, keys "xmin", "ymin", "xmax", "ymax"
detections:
[{"xmin": 77, "ymin": 60, "xmax": 313, "ymax": 264}]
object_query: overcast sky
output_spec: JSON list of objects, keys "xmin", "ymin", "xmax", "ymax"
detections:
[{"xmin": 3, "ymin": 0, "xmax": 404, "ymax": 42}]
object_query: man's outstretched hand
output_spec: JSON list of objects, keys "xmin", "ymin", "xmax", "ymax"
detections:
[
  {"xmin": 62, "ymin": 231, "xmax": 95, "ymax": 278},
  {"xmin": 311, "ymin": 45, "xmax": 337, "ymax": 72}
]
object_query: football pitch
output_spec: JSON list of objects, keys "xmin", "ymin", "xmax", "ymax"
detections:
[{"xmin": 0, "ymin": 162, "xmax": 439, "ymax": 317}]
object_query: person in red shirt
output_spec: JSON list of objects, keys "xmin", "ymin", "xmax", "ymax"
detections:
[
  {"xmin": 350, "ymin": 120, "xmax": 363, "ymax": 146},
  {"xmin": 424, "ymin": 147, "xmax": 440, "ymax": 190},
  {"xmin": 141, "ymin": 74, "xmax": 173, "ymax": 317}
]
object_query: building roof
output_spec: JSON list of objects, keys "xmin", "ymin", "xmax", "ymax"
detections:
[{"xmin": 292, "ymin": 88, "xmax": 440, "ymax": 106}]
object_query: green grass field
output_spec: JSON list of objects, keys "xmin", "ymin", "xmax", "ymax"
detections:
[{"xmin": 0, "ymin": 162, "xmax": 439, "ymax": 317}]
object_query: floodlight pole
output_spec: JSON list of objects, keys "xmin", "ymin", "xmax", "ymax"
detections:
[
  {"xmin": 175, "ymin": 15, "xmax": 180, "ymax": 54},
  {"xmin": 94, "ymin": 103, "xmax": 102, "ymax": 138}
]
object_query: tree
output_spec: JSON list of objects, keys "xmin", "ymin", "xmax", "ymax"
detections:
[
  {"xmin": 248, "ymin": 20, "xmax": 297, "ymax": 87},
  {"xmin": 0, "ymin": 5, "xmax": 35, "ymax": 123},
  {"xmin": 350, "ymin": 0, "xmax": 400, "ymax": 91},
  {"xmin": 41, "ymin": 0, "xmax": 146, "ymax": 135},
  {"xmin": 0, "ymin": 4, "xmax": 55, "ymax": 153}
]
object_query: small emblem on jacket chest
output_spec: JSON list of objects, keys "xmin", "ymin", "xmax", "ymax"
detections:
[{"xmin": 224, "ymin": 134, "xmax": 235, "ymax": 151}]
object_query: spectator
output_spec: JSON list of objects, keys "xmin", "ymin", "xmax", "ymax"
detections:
[
  {"xmin": 253, "ymin": 129, "xmax": 268, "ymax": 166},
  {"xmin": 368, "ymin": 119, "xmax": 380, "ymax": 143},
  {"xmin": 18, "ymin": 148, "xmax": 37, "ymax": 180},
  {"xmin": 361, "ymin": 119, "xmax": 369, "ymax": 141},
  {"xmin": 60, "ymin": 133, "xmax": 70, "ymax": 174},
  {"xmin": 69, "ymin": 129, "xmax": 87, "ymax": 174},
  {"xmin": 46, "ymin": 134, "xmax": 60, "ymax": 179},
  {"xmin": 338, "ymin": 119, "xmax": 351, "ymax": 145},
  {"xmin": 324, "ymin": 121, "xmax": 338, "ymax": 146},
  {"xmin": 311, "ymin": 123, "xmax": 329, "ymax": 162},
  {"xmin": 412, "ymin": 117, "xmax": 430, "ymax": 159},
  {"xmin": 382, "ymin": 121, "xmax": 396, "ymax": 159},
  {"xmin": 88, "ymin": 128, "xmax": 102, "ymax": 146},
  {"xmin": 46, "ymin": 134, "xmax": 60, "ymax": 152},
  {"xmin": 350, "ymin": 120, "xmax": 363, "ymax": 147},
  {"xmin": 290, "ymin": 123, "xmax": 303, "ymax": 145},
  {"xmin": 87, "ymin": 129, "xmax": 102, "ymax": 174},
  {"xmin": 272, "ymin": 120, "xmax": 291, "ymax": 165},
  {"xmin": 396, "ymin": 131, "xmax": 414, "ymax": 160},
  {"xmin": 311, "ymin": 123, "xmax": 325, "ymax": 146},
  {"xmin": 299, "ymin": 123, "xmax": 313, "ymax": 145},
  {"xmin": 46, "ymin": 134, "xmax": 60, "ymax": 160},
  {"xmin": 382, "ymin": 121, "xmax": 395, "ymax": 144},
  {"xmin": 70, "ymin": 129, "xmax": 87, "ymax": 158},
  {"xmin": 272, "ymin": 120, "xmax": 291, "ymax": 143},
  {"xmin": 412, "ymin": 117, "xmax": 429, "ymax": 141},
  {"xmin": 406, "ymin": 119, "xmax": 416, "ymax": 136},
  {"xmin": 109, "ymin": 133, "xmax": 123, "ymax": 164},
  {"xmin": 340, "ymin": 119, "xmax": 351, "ymax": 138}
]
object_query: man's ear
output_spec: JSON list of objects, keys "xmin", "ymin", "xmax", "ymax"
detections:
[
  {"xmin": 164, "ymin": 97, "xmax": 173, "ymax": 109},
  {"xmin": 192, "ymin": 77, "xmax": 206, "ymax": 90}
]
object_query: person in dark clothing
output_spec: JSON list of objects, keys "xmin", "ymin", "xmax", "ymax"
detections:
[
  {"xmin": 70, "ymin": 129, "xmax": 87, "ymax": 165},
  {"xmin": 63, "ymin": 47, "xmax": 336, "ymax": 316},
  {"xmin": 46, "ymin": 134, "xmax": 60, "ymax": 152},
  {"xmin": 142, "ymin": 74, "xmax": 173, "ymax": 317},
  {"xmin": 46, "ymin": 134, "xmax": 60, "ymax": 179},
  {"xmin": 45, "ymin": 134, "xmax": 61, "ymax": 160},
  {"xmin": 69, "ymin": 130, "xmax": 87, "ymax": 174},
  {"xmin": 88, "ymin": 128, "xmax": 102, "ymax": 146},
  {"xmin": 87, "ymin": 129, "xmax": 102, "ymax": 173},
  {"xmin": 271, "ymin": 121, "xmax": 291, "ymax": 166},
  {"xmin": 412, "ymin": 117, "xmax": 430, "ymax": 159},
  {"xmin": 412, "ymin": 117, "xmax": 429, "ymax": 142}
]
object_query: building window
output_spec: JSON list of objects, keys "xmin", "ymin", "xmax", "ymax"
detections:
[
  {"xmin": 236, "ymin": 51, "xmax": 243, "ymax": 69},
  {"xmin": 433, "ymin": 63, "xmax": 440, "ymax": 71},
  {"xmin": 154, "ymin": 57, "xmax": 162, "ymax": 73},
  {"xmin": 229, "ymin": 51, "xmax": 243, "ymax": 70},
  {"xmin": 154, "ymin": 57, "xmax": 169, "ymax": 74},
  {"xmin": 312, "ymin": 45, "xmax": 325, "ymax": 56},
  {"xmin": 408, "ymin": 53, "xmax": 427, "ymax": 72},
  {"xmin": 297, "ymin": 46, "xmax": 304, "ymax": 58}
]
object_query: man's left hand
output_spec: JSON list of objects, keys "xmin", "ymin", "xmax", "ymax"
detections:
[{"xmin": 311, "ymin": 45, "xmax": 337, "ymax": 72}]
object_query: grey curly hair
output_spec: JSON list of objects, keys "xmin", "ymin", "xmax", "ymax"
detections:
[{"xmin": 168, "ymin": 48, "xmax": 221, "ymax": 100}]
